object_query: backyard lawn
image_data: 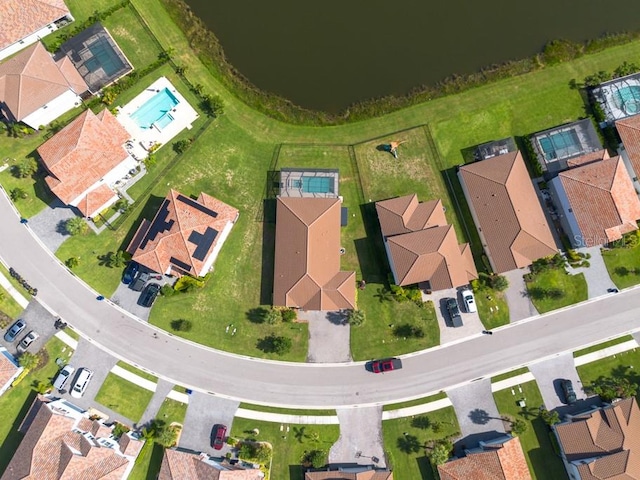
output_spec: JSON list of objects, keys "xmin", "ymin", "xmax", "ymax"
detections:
[
  {"xmin": 525, "ymin": 269, "xmax": 588, "ymax": 314},
  {"xmin": 382, "ymin": 407, "xmax": 459, "ymax": 480},
  {"xmin": 95, "ymin": 373, "xmax": 154, "ymax": 423},
  {"xmin": 493, "ymin": 382, "xmax": 567, "ymax": 480},
  {"xmin": 601, "ymin": 244, "xmax": 640, "ymax": 289},
  {"xmin": 230, "ymin": 418, "xmax": 340, "ymax": 480}
]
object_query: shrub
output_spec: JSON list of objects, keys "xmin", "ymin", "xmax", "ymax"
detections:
[
  {"xmin": 19, "ymin": 352, "xmax": 40, "ymax": 370},
  {"xmin": 428, "ymin": 439, "xmax": 453, "ymax": 465},
  {"xmin": 174, "ymin": 275, "xmax": 205, "ymax": 292},
  {"xmin": 170, "ymin": 319, "xmax": 192, "ymax": 332},
  {"xmin": 65, "ymin": 257, "xmax": 79, "ymax": 269},
  {"xmin": 301, "ymin": 449, "xmax": 326, "ymax": 469},
  {"xmin": 201, "ymin": 94, "xmax": 225, "ymax": 117},
  {"xmin": 257, "ymin": 334, "xmax": 292, "ymax": 355},
  {"xmin": 115, "ymin": 198, "xmax": 130, "ymax": 213},
  {"xmin": 346, "ymin": 309, "xmax": 365, "ymax": 327},
  {"xmin": 105, "ymin": 250, "xmax": 127, "ymax": 268},
  {"xmin": 144, "ymin": 153, "xmax": 157, "ymax": 170},
  {"xmin": 112, "ymin": 422, "xmax": 131, "ymax": 440},
  {"xmin": 173, "ymin": 138, "xmax": 193, "ymax": 154},
  {"xmin": 160, "ymin": 284, "xmax": 175, "ymax": 297},
  {"xmin": 265, "ymin": 308, "xmax": 281, "ymax": 325},
  {"xmin": 540, "ymin": 408, "xmax": 560, "ymax": 426},
  {"xmin": 65, "ymin": 217, "xmax": 88, "ymax": 236},
  {"xmin": 281, "ymin": 308, "xmax": 297, "ymax": 323},
  {"xmin": 511, "ymin": 419, "xmax": 528, "ymax": 436},
  {"xmin": 486, "ymin": 274, "xmax": 509, "ymax": 292},
  {"xmin": 9, "ymin": 187, "xmax": 28, "ymax": 201},
  {"xmin": 13, "ymin": 158, "xmax": 38, "ymax": 178}
]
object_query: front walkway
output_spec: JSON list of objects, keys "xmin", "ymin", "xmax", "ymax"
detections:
[
  {"xmin": 502, "ymin": 268, "xmax": 537, "ymax": 322},
  {"xmin": 566, "ymin": 246, "xmax": 616, "ymax": 299},
  {"xmin": 329, "ymin": 407, "xmax": 386, "ymax": 468}
]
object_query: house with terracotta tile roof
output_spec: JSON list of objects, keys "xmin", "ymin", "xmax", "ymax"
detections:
[
  {"xmin": 553, "ymin": 397, "xmax": 640, "ymax": 480},
  {"xmin": 159, "ymin": 448, "xmax": 264, "ymax": 480},
  {"xmin": 0, "ymin": 0, "xmax": 73, "ymax": 61},
  {"xmin": 549, "ymin": 153, "xmax": 640, "ymax": 247},
  {"xmin": 1, "ymin": 395, "xmax": 143, "ymax": 480},
  {"xmin": 437, "ymin": 435, "xmax": 531, "ymax": 480},
  {"xmin": 458, "ymin": 151, "xmax": 558, "ymax": 273},
  {"xmin": 375, "ymin": 194, "xmax": 477, "ymax": 290},
  {"xmin": 273, "ymin": 196, "xmax": 356, "ymax": 311},
  {"xmin": 37, "ymin": 108, "xmax": 135, "ymax": 217},
  {"xmin": 127, "ymin": 189, "xmax": 239, "ymax": 277},
  {"xmin": 0, "ymin": 41, "xmax": 87, "ymax": 129},
  {"xmin": 615, "ymin": 113, "xmax": 640, "ymax": 190},
  {"xmin": 304, "ymin": 468, "xmax": 393, "ymax": 480},
  {"xmin": 0, "ymin": 347, "xmax": 23, "ymax": 397}
]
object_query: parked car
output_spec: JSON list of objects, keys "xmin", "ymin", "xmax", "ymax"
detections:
[
  {"xmin": 71, "ymin": 368, "xmax": 94, "ymax": 398},
  {"xmin": 138, "ymin": 283, "xmax": 161, "ymax": 308},
  {"xmin": 4, "ymin": 319, "xmax": 26, "ymax": 342},
  {"xmin": 53, "ymin": 365, "xmax": 75, "ymax": 391},
  {"xmin": 369, "ymin": 358, "xmax": 402, "ymax": 373},
  {"xmin": 212, "ymin": 424, "xmax": 227, "ymax": 450},
  {"xmin": 130, "ymin": 272, "xmax": 150, "ymax": 292},
  {"xmin": 445, "ymin": 298, "xmax": 463, "ymax": 327},
  {"xmin": 561, "ymin": 379, "xmax": 577, "ymax": 404},
  {"xmin": 461, "ymin": 289, "xmax": 477, "ymax": 313},
  {"xmin": 122, "ymin": 261, "xmax": 139, "ymax": 285},
  {"xmin": 17, "ymin": 331, "xmax": 39, "ymax": 353}
]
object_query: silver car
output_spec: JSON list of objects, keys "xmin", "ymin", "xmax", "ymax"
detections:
[
  {"xmin": 4, "ymin": 319, "xmax": 26, "ymax": 343},
  {"xmin": 17, "ymin": 331, "xmax": 39, "ymax": 353},
  {"xmin": 53, "ymin": 365, "xmax": 75, "ymax": 391}
]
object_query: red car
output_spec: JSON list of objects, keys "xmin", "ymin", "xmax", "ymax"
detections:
[
  {"xmin": 370, "ymin": 358, "xmax": 402, "ymax": 373},
  {"xmin": 212, "ymin": 424, "xmax": 227, "ymax": 450}
]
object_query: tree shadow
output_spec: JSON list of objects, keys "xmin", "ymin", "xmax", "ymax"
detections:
[
  {"xmin": 246, "ymin": 307, "xmax": 268, "ymax": 324},
  {"xmin": 325, "ymin": 310, "xmax": 347, "ymax": 325},
  {"xmin": 397, "ymin": 434, "xmax": 421, "ymax": 454},
  {"xmin": 411, "ymin": 416, "xmax": 431, "ymax": 430},
  {"xmin": 56, "ymin": 219, "xmax": 69, "ymax": 235},
  {"xmin": 468, "ymin": 408, "xmax": 492, "ymax": 425},
  {"xmin": 416, "ymin": 455, "xmax": 436, "ymax": 480},
  {"xmin": 0, "ymin": 390, "xmax": 37, "ymax": 474}
]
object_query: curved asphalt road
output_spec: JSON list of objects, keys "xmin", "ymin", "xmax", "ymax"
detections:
[{"xmin": 1, "ymin": 190, "xmax": 639, "ymax": 408}]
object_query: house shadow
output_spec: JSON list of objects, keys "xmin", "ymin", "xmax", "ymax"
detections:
[
  {"xmin": 118, "ymin": 194, "xmax": 164, "ymax": 251},
  {"xmin": 288, "ymin": 465, "xmax": 303, "ymax": 479},
  {"xmin": 453, "ymin": 430, "xmax": 504, "ymax": 457},
  {"xmin": 0, "ymin": 389, "xmax": 37, "ymax": 473},
  {"xmin": 259, "ymin": 209, "xmax": 276, "ymax": 305},
  {"xmin": 355, "ymin": 202, "xmax": 389, "ymax": 283}
]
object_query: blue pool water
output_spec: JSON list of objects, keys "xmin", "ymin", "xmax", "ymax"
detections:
[
  {"xmin": 539, "ymin": 130, "xmax": 580, "ymax": 160},
  {"xmin": 614, "ymin": 85, "xmax": 640, "ymax": 115},
  {"xmin": 302, "ymin": 176, "xmax": 333, "ymax": 194},
  {"xmin": 131, "ymin": 88, "xmax": 179, "ymax": 130}
]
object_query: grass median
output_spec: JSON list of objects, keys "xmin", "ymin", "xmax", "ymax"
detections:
[{"xmin": 95, "ymin": 373, "xmax": 154, "ymax": 423}]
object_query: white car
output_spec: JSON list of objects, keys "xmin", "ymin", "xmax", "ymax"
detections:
[
  {"xmin": 53, "ymin": 365, "xmax": 75, "ymax": 391},
  {"xmin": 71, "ymin": 368, "xmax": 94, "ymax": 398},
  {"xmin": 461, "ymin": 289, "xmax": 477, "ymax": 313}
]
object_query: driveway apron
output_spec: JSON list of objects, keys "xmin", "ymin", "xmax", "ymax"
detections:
[
  {"xmin": 423, "ymin": 288, "xmax": 483, "ymax": 344},
  {"xmin": 1, "ymin": 300, "xmax": 56, "ymax": 356},
  {"xmin": 528, "ymin": 353, "xmax": 586, "ymax": 410},
  {"xmin": 329, "ymin": 406, "xmax": 386, "ymax": 468},
  {"xmin": 502, "ymin": 268, "xmax": 537, "ymax": 323},
  {"xmin": 300, "ymin": 310, "xmax": 351, "ymax": 363},
  {"xmin": 27, "ymin": 199, "xmax": 75, "ymax": 253},
  {"xmin": 138, "ymin": 378, "xmax": 175, "ymax": 427}
]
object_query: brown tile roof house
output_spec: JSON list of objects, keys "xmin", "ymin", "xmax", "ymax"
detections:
[
  {"xmin": 550, "ymin": 155, "xmax": 640, "ymax": 247},
  {"xmin": 437, "ymin": 436, "xmax": 531, "ymax": 480},
  {"xmin": 458, "ymin": 151, "xmax": 557, "ymax": 273},
  {"xmin": 375, "ymin": 195, "xmax": 477, "ymax": 289},
  {"xmin": 159, "ymin": 449, "xmax": 264, "ymax": 480},
  {"xmin": 1, "ymin": 395, "xmax": 143, "ymax": 480},
  {"xmin": 0, "ymin": 348, "xmax": 22, "ymax": 397},
  {"xmin": 273, "ymin": 197, "xmax": 356, "ymax": 310},
  {"xmin": 554, "ymin": 397, "xmax": 640, "ymax": 480},
  {"xmin": 37, "ymin": 108, "xmax": 130, "ymax": 216},
  {"xmin": 0, "ymin": 0, "xmax": 71, "ymax": 54},
  {"xmin": 127, "ymin": 189, "xmax": 239, "ymax": 277},
  {"xmin": 304, "ymin": 470, "xmax": 393, "ymax": 480},
  {"xmin": 616, "ymin": 114, "xmax": 640, "ymax": 181},
  {"xmin": 0, "ymin": 41, "xmax": 87, "ymax": 128}
]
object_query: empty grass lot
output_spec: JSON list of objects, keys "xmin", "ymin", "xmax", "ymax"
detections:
[
  {"xmin": 230, "ymin": 418, "xmax": 340, "ymax": 480},
  {"xmin": 493, "ymin": 382, "xmax": 567, "ymax": 479},
  {"xmin": 601, "ymin": 245, "xmax": 640, "ymax": 289},
  {"xmin": 577, "ymin": 347, "xmax": 640, "ymax": 389},
  {"xmin": 95, "ymin": 373, "xmax": 154, "ymax": 423},
  {"xmin": 382, "ymin": 407, "xmax": 459, "ymax": 480},
  {"xmin": 525, "ymin": 269, "xmax": 588, "ymax": 313}
]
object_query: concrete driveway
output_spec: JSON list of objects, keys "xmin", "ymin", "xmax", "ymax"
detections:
[
  {"xmin": 567, "ymin": 246, "xmax": 616, "ymax": 299},
  {"xmin": 329, "ymin": 406, "xmax": 386, "ymax": 468},
  {"xmin": 300, "ymin": 310, "xmax": 351, "ymax": 363},
  {"xmin": 0, "ymin": 300, "xmax": 57, "ymax": 357},
  {"xmin": 111, "ymin": 282, "xmax": 153, "ymax": 321},
  {"xmin": 27, "ymin": 199, "xmax": 76, "ymax": 253},
  {"xmin": 502, "ymin": 268, "xmax": 537, "ymax": 322},
  {"xmin": 528, "ymin": 353, "xmax": 586, "ymax": 410},
  {"xmin": 179, "ymin": 391, "xmax": 239, "ymax": 455},
  {"xmin": 424, "ymin": 288, "xmax": 484, "ymax": 345},
  {"xmin": 446, "ymin": 378, "xmax": 505, "ymax": 451}
]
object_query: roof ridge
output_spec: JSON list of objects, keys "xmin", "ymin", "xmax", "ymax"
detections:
[{"xmin": 171, "ymin": 191, "xmax": 197, "ymax": 274}]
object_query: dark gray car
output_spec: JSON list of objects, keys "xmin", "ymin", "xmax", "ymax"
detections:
[
  {"xmin": 445, "ymin": 298, "xmax": 463, "ymax": 327},
  {"xmin": 4, "ymin": 319, "xmax": 26, "ymax": 342}
]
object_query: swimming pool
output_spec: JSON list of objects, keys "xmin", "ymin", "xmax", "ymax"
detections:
[
  {"xmin": 614, "ymin": 85, "xmax": 640, "ymax": 115},
  {"xmin": 539, "ymin": 130, "xmax": 580, "ymax": 161},
  {"xmin": 301, "ymin": 176, "xmax": 333, "ymax": 194},
  {"xmin": 130, "ymin": 88, "xmax": 179, "ymax": 130}
]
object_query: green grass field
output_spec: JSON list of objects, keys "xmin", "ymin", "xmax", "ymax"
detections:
[
  {"xmin": 525, "ymin": 269, "xmax": 588, "ymax": 313},
  {"xmin": 0, "ymin": 285, "xmax": 24, "ymax": 319},
  {"xmin": 577, "ymin": 348, "xmax": 640, "ymax": 389},
  {"xmin": 493, "ymin": 382, "xmax": 567, "ymax": 479},
  {"xmin": 475, "ymin": 287, "xmax": 510, "ymax": 329},
  {"xmin": 95, "ymin": 373, "xmax": 154, "ymax": 423},
  {"xmin": 601, "ymin": 245, "xmax": 640, "ymax": 289}
]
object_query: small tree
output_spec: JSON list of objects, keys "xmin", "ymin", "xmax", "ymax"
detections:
[
  {"xmin": 170, "ymin": 319, "xmax": 192, "ymax": 332},
  {"xmin": 265, "ymin": 309, "xmax": 281, "ymax": 325},
  {"xmin": 13, "ymin": 158, "xmax": 37, "ymax": 178},
  {"xmin": 173, "ymin": 138, "xmax": 192, "ymax": 154},
  {"xmin": 511, "ymin": 419, "xmax": 528, "ymax": 436},
  {"xmin": 144, "ymin": 153, "xmax": 157, "ymax": 170},
  {"xmin": 281, "ymin": 308, "xmax": 297, "ymax": 323},
  {"xmin": 115, "ymin": 198, "xmax": 130, "ymax": 213},
  {"xmin": 106, "ymin": 251, "xmax": 127, "ymax": 268},
  {"xmin": 539, "ymin": 408, "xmax": 560, "ymax": 426},
  {"xmin": 257, "ymin": 334, "xmax": 292, "ymax": 355},
  {"xmin": 202, "ymin": 94, "xmax": 224, "ymax": 117},
  {"xmin": 65, "ymin": 257, "xmax": 79, "ymax": 269},
  {"xmin": 488, "ymin": 274, "xmax": 509, "ymax": 291},
  {"xmin": 160, "ymin": 284, "xmax": 175, "ymax": 297},
  {"xmin": 346, "ymin": 309, "xmax": 365, "ymax": 327},
  {"xmin": 10, "ymin": 187, "xmax": 27, "ymax": 201},
  {"xmin": 589, "ymin": 376, "xmax": 638, "ymax": 402},
  {"xmin": 65, "ymin": 217, "xmax": 88, "ymax": 236},
  {"xmin": 301, "ymin": 449, "xmax": 326, "ymax": 469},
  {"xmin": 428, "ymin": 439, "xmax": 453, "ymax": 466},
  {"xmin": 156, "ymin": 424, "xmax": 179, "ymax": 447},
  {"xmin": 19, "ymin": 352, "xmax": 40, "ymax": 370}
]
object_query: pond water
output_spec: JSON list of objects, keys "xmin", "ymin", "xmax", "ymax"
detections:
[{"xmin": 185, "ymin": 0, "xmax": 640, "ymax": 112}]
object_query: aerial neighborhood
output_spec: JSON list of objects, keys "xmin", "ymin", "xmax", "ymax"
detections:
[{"xmin": 1, "ymin": 0, "xmax": 640, "ymax": 479}]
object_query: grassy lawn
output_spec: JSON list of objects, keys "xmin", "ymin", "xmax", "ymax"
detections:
[
  {"xmin": 382, "ymin": 391, "xmax": 447, "ymax": 411},
  {"xmin": 382, "ymin": 407, "xmax": 459, "ymax": 480},
  {"xmin": 573, "ymin": 335, "xmax": 634, "ymax": 357},
  {"xmin": 475, "ymin": 287, "xmax": 510, "ymax": 329},
  {"xmin": 128, "ymin": 442, "xmax": 164, "ymax": 480},
  {"xmin": 0, "ymin": 285, "xmax": 24, "ymax": 319},
  {"xmin": 525, "ymin": 269, "xmax": 588, "ymax": 314},
  {"xmin": 230, "ymin": 418, "xmax": 339, "ymax": 480},
  {"xmin": 601, "ymin": 245, "xmax": 640, "ymax": 289},
  {"xmin": 0, "ymin": 262, "xmax": 32, "ymax": 302},
  {"xmin": 493, "ymin": 382, "xmax": 567, "ymax": 480},
  {"xmin": 116, "ymin": 361, "xmax": 158, "ymax": 383},
  {"xmin": 491, "ymin": 367, "xmax": 530, "ymax": 383},
  {"xmin": 0, "ymin": 337, "xmax": 72, "ymax": 475},
  {"xmin": 239, "ymin": 403, "xmax": 336, "ymax": 416},
  {"xmin": 156, "ymin": 397, "xmax": 188, "ymax": 425},
  {"xmin": 95, "ymin": 373, "xmax": 154, "ymax": 423},
  {"xmin": 577, "ymin": 348, "xmax": 640, "ymax": 389},
  {"xmin": 352, "ymin": 287, "xmax": 439, "ymax": 361}
]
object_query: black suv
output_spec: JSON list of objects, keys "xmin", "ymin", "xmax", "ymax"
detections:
[
  {"xmin": 138, "ymin": 283, "xmax": 161, "ymax": 308},
  {"xmin": 445, "ymin": 298, "xmax": 463, "ymax": 327},
  {"xmin": 561, "ymin": 379, "xmax": 577, "ymax": 404}
]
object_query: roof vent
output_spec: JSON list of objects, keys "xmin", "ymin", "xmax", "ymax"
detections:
[{"xmin": 340, "ymin": 248, "xmax": 346, "ymax": 255}]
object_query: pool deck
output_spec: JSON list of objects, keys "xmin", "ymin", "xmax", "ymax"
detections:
[
  {"xmin": 116, "ymin": 76, "xmax": 199, "ymax": 159},
  {"xmin": 279, "ymin": 168, "xmax": 340, "ymax": 198}
]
